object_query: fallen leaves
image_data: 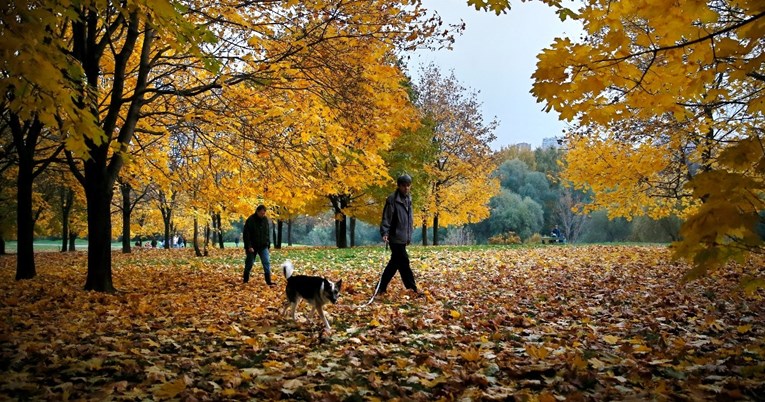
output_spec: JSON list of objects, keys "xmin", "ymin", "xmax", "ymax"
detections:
[{"xmin": 0, "ymin": 245, "xmax": 763, "ymax": 400}]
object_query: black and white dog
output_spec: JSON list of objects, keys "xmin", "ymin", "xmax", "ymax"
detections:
[{"xmin": 280, "ymin": 260, "xmax": 342, "ymax": 332}]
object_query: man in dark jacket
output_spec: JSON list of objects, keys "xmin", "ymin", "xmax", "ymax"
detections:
[
  {"xmin": 378, "ymin": 174, "xmax": 418, "ymax": 295},
  {"xmin": 243, "ymin": 205, "xmax": 272, "ymax": 285}
]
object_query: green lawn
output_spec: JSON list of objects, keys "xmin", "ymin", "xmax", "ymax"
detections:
[{"xmin": 3, "ymin": 240, "xmax": 269, "ymax": 253}]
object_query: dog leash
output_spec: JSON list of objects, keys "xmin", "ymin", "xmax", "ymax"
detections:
[{"xmin": 360, "ymin": 242, "xmax": 388, "ymax": 307}]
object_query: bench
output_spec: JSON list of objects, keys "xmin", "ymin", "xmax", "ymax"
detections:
[{"xmin": 541, "ymin": 236, "xmax": 565, "ymax": 244}]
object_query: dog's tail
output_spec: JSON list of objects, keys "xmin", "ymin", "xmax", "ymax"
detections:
[{"xmin": 282, "ymin": 259, "xmax": 294, "ymax": 279}]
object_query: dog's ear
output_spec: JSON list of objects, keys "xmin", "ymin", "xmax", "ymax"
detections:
[{"xmin": 335, "ymin": 279, "xmax": 342, "ymax": 290}]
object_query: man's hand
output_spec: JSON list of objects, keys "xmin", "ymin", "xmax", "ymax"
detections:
[
  {"xmin": 382, "ymin": 235, "xmax": 388, "ymax": 244},
  {"xmin": 247, "ymin": 247, "xmax": 254, "ymax": 253}
]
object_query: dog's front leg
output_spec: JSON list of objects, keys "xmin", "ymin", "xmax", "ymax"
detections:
[
  {"xmin": 315, "ymin": 305, "xmax": 331, "ymax": 333},
  {"xmin": 280, "ymin": 300, "xmax": 290, "ymax": 317}
]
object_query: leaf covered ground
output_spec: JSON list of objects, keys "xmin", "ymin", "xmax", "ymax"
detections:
[{"xmin": 1, "ymin": 245, "xmax": 764, "ymax": 401}]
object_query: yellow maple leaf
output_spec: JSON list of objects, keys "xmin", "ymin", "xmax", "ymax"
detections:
[
  {"xmin": 525, "ymin": 344, "xmax": 550, "ymax": 360},
  {"xmin": 152, "ymin": 377, "xmax": 186, "ymax": 399},
  {"xmin": 461, "ymin": 348, "xmax": 482, "ymax": 362},
  {"xmin": 603, "ymin": 335, "xmax": 620, "ymax": 345}
]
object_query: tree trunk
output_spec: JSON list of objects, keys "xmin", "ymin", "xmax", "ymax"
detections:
[
  {"xmin": 121, "ymin": 182, "xmax": 132, "ymax": 253},
  {"xmin": 15, "ymin": 141, "xmax": 36, "ymax": 280},
  {"xmin": 69, "ymin": 231, "xmax": 77, "ymax": 252},
  {"xmin": 11, "ymin": 115, "xmax": 46, "ymax": 279},
  {"xmin": 421, "ymin": 219, "xmax": 428, "ymax": 246},
  {"xmin": 350, "ymin": 217, "xmax": 356, "ymax": 247},
  {"xmin": 61, "ymin": 229, "xmax": 69, "ymax": 252},
  {"xmin": 432, "ymin": 213, "xmax": 440, "ymax": 246},
  {"xmin": 216, "ymin": 212, "xmax": 224, "ymax": 249},
  {"xmin": 161, "ymin": 207, "xmax": 172, "ymax": 249},
  {"xmin": 193, "ymin": 216, "xmax": 202, "ymax": 257},
  {"xmin": 276, "ymin": 219, "xmax": 283, "ymax": 249},
  {"xmin": 336, "ymin": 217, "xmax": 348, "ymax": 248},
  {"xmin": 287, "ymin": 218, "xmax": 293, "ymax": 246},
  {"xmin": 330, "ymin": 195, "xmax": 348, "ymax": 249},
  {"xmin": 83, "ymin": 170, "xmax": 116, "ymax": 292},
  {"xmin": 0, "ymin": 236, "xmax": 6, "ymax": 255},
  {"xmin": 61, "ymin": 187, "xmax": 73, "ymax": 252},
  {"xmin": 204, "ymin": 222, "xmax": 210, "ymax": 256}
]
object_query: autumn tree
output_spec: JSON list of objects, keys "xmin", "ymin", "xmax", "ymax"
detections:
[
  {"xmin": 378, "ymin": 109, "xmax": 439, "ymax": 246},
  {"xmin": 554, "ymin": 185, "xmax": 588, "ymax": 243},
  {"xmin": 2, "ymin": 0, "xmax": 453, "ymax": 291},
  {"xmin": 530, "ymin": 0, "xmax": 765, "ymax": 277},
  {"xmin": 413, "ymin": 63, "xmax": 500, "ymax": 245}
]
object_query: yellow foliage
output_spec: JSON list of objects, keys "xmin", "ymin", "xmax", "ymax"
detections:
[{"xmin": 532, "ymin": 0, "xmax": 765, "ymax": 275}]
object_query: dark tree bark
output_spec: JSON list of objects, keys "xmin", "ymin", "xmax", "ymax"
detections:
[
  {"xmin": 193, "ymin": 216, "xmax": 202, "ymax": 257},
  {"xmin": 216, "ymin": 212, "xmax": 224, "ymax": 249},
  {"xmin": 120, "ymin": 181, "xmax": 132, "ymax": 253},
  {"xmin": 69, "ymin": 231, "xmax": 76, "ymax": 251},
  {"xmin": 60, "ymin": 187, "xmax": 74, "ymax": 252},
  {"xmin": 82, "ymin": 168, "xmax": 116, "ymax": 292},
  {"xmin": 0, "ymin": 236, "xmax": 6, "ymax": 255},
  {"xmin": 329, "ymin": 194, "xmax": 349, "ymax": 249},
  {"xmin": 204, "ymin": 222, "xmax": 210, "ymax": 256},
  {"xmin": 11, "ymin": 117, "xmax": 43, "ymax": 280},
  {"xmin": 159, "ymin": 191, "xmax": 174, "ymax": 249},
  {"xmin": 432, "ymin": 213, "xmax": 440, "ymax": 246},
  {"xmin": 421, "ymin": 219, "xmax": 428, "ymax": 246},
  {"xmin": 275, "ymin": 219, "xmax": 283, "ymax": 249},
  {"xmin": 350, "ymin": 217, "xmax": 356, "ymax": 248}
]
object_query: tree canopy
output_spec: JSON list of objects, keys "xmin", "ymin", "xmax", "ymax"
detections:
[{"xmin": 530, "ymin": 0, "xmax": 765, "ymax": 277}]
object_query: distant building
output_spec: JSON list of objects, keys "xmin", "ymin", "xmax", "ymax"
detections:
[
  {"xmin": 541, "ymin": 137, "xmax": 561, "ymax": 149},
  {"xmin": 513, "ymin": 143, "xmax": 531, "ymax": 152}
]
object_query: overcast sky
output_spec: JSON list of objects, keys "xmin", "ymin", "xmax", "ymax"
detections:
[{"xmin": 409, "ymin": 0, "xmax": 582, "ymax": 150}]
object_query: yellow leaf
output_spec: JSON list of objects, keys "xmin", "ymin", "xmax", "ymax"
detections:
[
  {"xmin": 461, "ymin": 348, "xmax": 482, "ymax": 362},
  {"xmin": 588, "ymin": 358, "xmax": 606, "ymax": 370},
  {"xmin": 152, "ymin": 377, "xmax": 186, "ymax": 399},
  {"xmin": 525, "ymin": 344, "xmax": 550, "ymax": 359},
  {"xmin": 737, "ymin": 324, "xmax": 753, "ymax": 334},
  {"xmin": 571, "ymin": 354, "xmax": 587, "ymax": 370},
  {"xmin": 449, "ymin": 310, "xmax": 461, "ymax": 319},
  {"xmin": 603, "ymin": 335, "xmax": 620, "ymax": 345}
]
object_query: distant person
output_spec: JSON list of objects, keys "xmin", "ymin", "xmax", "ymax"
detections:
[
  {"xmin": 243, "ymin": 205, "xmax": 272, "ymax": 285},
  {"xmin": 378, "ymin": 174, "xmax": 419, "ymax": 296},
  {"xmin": 550, "ymin": 225, "xmax": 565, "ymax": 243}
]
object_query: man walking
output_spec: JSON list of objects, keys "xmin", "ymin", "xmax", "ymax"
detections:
[
  {"xmin": 378, "ymin": 174, "xmax": 419, "ymax": 295},
  {"xmin": 243, "ymin": 205, "xmax": 273, "ymax": 285}
]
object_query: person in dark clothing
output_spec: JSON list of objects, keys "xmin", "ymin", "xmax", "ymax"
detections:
[
  {"xmin": 243, "ymin": 205, "xmax": 273, "ymax": 285},
  {"xmin": 378, "ymin": 174, "xmax": 418, "ymax": 295}
]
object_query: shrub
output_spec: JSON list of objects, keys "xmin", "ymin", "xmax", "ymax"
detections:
[{"xmin": 488, "ymin": 231, "xmax": 522, "ymax": 245}]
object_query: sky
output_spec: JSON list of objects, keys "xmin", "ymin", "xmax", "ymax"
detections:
[{"xmin": 409, "ymin": 0, "xmax": 582, "ymax": 150}]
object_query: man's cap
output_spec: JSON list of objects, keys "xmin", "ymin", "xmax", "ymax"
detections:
[{"xmin": 397, "ymin": 174, "xmax": 412, "ymax": 184}]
